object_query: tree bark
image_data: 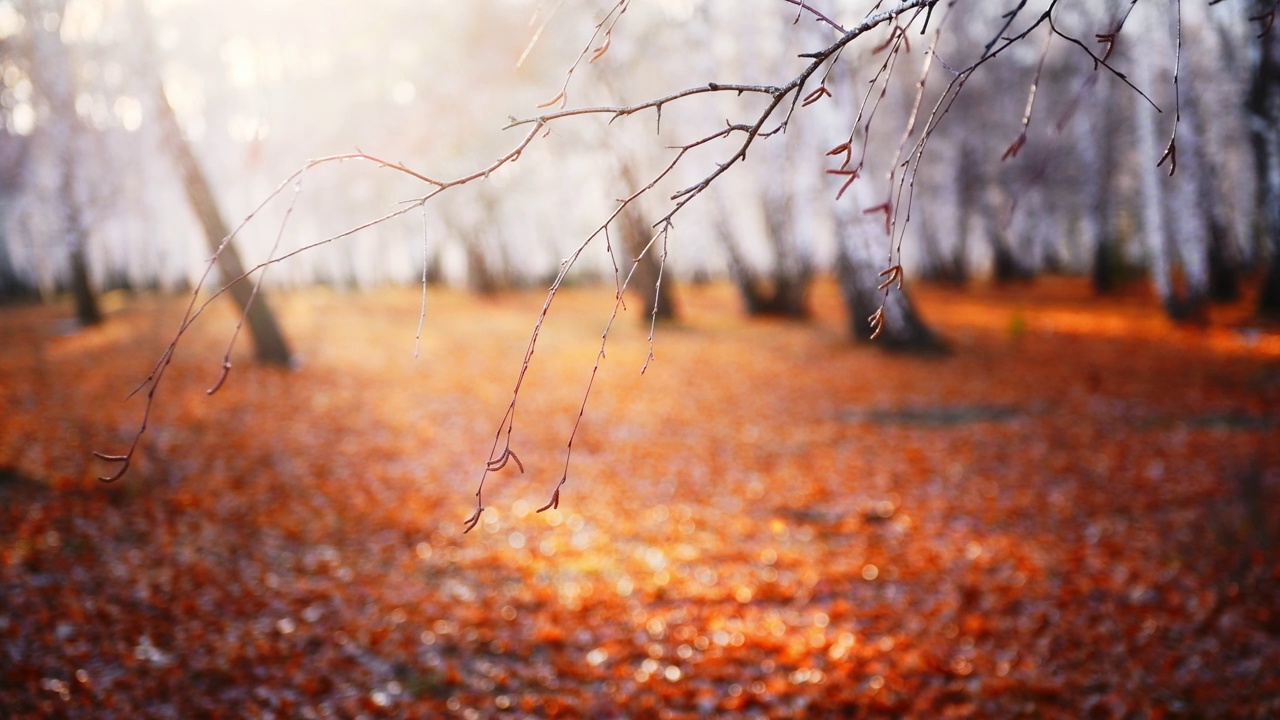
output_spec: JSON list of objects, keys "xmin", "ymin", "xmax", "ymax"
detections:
[
  {"xmin": 22, "ymin": 1, "xmax": 103, "ymax": 325},
  {"xmin": 446, "ymin": 190, "xmax": 507, "ymax": 295},
  {"xmin": 617, "ymin": 164, "xmax": 676, "ymax": 322},
  {"xmin": 618, "ymin": 207, "xmax": 676, "ymax": 322},
  {"xmin": 715, "ymin": 197, "xmax": 810, "ymax": 319},
  {"xmin": 1133, "ymin": 37, "xmax": 1202, "ymax": 321},
  {"xmin": 464, "ymin": 238, "xmax": 501, "ymax": 295},
  {"xmin": 835, "ymin": 230, "xmax": 944, "ymax": 353},
  {"xmin": 66, "ymin": 202, "xmax": 102, "ymax": 326},
  {"xmin": 758, "ymin": 189, "xmax": 812, "ymax": 318},
  {"xmin": 984, "ymin": 185, "xmax": 1032, "ymax": 284},
  {"xmin": 940, "ymin": 142, "xmax": 978, "ymax": 286},
  {"xmin": 153, "ymin": 82, "xmax": 293, "ymax": 365},
  {"xmin": 1247, "ymin": 1, "xmax": 1280, "ymax": 316},
  {"xmin": 1084, "ymin": 75, "xmax": 1123, "ymax": 294},
  {"xmin": 1184, "ymin": 72, "xmax": 1241, "ymax": 302}
]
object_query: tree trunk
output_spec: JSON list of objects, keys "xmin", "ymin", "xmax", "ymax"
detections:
[
  {"xmin": 464, "ymin": 237, "xmax": 501, "ymax": 295},
  {"xmin": 1207, "ymin": 225, "xmax": 1241, "ymax": 302},
  {"xmin": 715, "ymin": 197, "xmax": 810, "ymax": 319},
  {"xmin": 1085, "ymin": 75, "xmax": 1122, "ymax": 294},
  {"xmin": 984, "ymin": 186, "xmax": 1032, "ymax": 284},
  {"xmin": 716, "ymin": 221, "xmax": 771, "ymax": 315},
  {"xmin": 1166, "ymin": 108, "xmax": 1214, "ymax": 318},
  {"xmin": 1184, "ymin": 72, "xmax": 1241, "ymax": 302},
  {"xmin": 153, "ymin": 82, "xmax": 293, "ymax": 365},
  {"xmin": 1132, "ymin": 36, "xmax": 1202, "ymax": 321},
  {"xmin": 1247, "ymin": 0, "xmax": 1280, "ymax": 316},
  {"xmin": 1089, "ymin": 115, "xmax": 1126, "ymax": 293},
  {"xmin": 22, "ymin": 1, "xmax": 104, "ymax": 326},
  {"xmin": 446, "ymin": 191, "xmax": 508, "ymax": 295},
  {"xmin": 616, "ymin": 163, "xmax": 676, "ymax": 322},
  {"xmin": 940, "ymin": 142, "xmax": 978, "ymax": 286},
  {"xmin": 835, "ymin": 231, "xmax": 944, "ymax": 353},
  {"xmin": 618, "ymin": 208, "xmax": 676, "ymax": 322},
  {"xmin": 0, "ymin": 222, "xmax": 35, "ymax": 302},
  {"xmin": 758, "ymin": 190, "xmax": 812, "ymax": 318},
  {"xmin": 60, "ymin": 128, "xmax": 101, "ymax": 325},
  {"xmin": 60, "ymin": 128, "xmax": 103, "ymax": 328},
  {"xmin": 67, "ymin": 218, "xmax": 102, "ymax": 326},
  {"xmin": 915, "ymin": 202, "xmax": 953, "ymax": 283}
]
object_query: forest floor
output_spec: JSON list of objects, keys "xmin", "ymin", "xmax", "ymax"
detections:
[{"xmin": 1, "ymin": 277, "xmax": 1279, "ymax": 718}]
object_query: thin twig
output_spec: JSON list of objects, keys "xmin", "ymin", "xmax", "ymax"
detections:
[
  {"xmin": 414, "ymin": 204, "xmax": 429, "ymax": 359},
  {"xmin": 207, "ymin": 168, "xmax": 304, "ymax": 395},
  {"xmin": 1002, "ymin": 26, "xmax": 1054, "ymax": 162},
  {"xmin": 528, "ymin": 0, "xmax": 629, "ymax": 108},
  {"xmin": 781, "ymin": 0, "xmax": 847, "ymax": 32},
  {"xmin": 1157, "ymin": 0, "xmax": 1182, "ymax": 175},
  {"xmin": 102, "ymin": 1, "xmax": 950, "ymax": 515},
  {"xmin": 641, "ymin": 222, "xmax": 671, "ymax": 376}
]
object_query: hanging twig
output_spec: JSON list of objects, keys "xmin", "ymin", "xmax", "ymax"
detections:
[
  {"xmin": 781, "ymin": 0, "xmax": 847, "ymax": 32},
  {"xmin": 207, "ymin": 168, "xmax": 305, "ymax": 395},
  {"xmin": 1157, "ymin": 0, "xmax": 1183, "ymax": 176},
  {"xmin": 414, "ymin": 205, "xmax": 430, "ymax": 359}
]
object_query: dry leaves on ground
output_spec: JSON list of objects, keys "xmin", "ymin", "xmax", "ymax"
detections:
[{"xmin": 1, "ymin": 278, "xmax": 1278, "ymax": 718}]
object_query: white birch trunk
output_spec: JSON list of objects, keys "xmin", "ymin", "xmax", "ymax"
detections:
[{"xmin": 1131, "ymin": 34, "xmax": 1176, "ymax": 314}]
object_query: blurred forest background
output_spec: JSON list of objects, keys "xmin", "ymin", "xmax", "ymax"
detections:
[
  {"xmin": 3, "ymin": 0, "xmax": 1280, "ymax": 717},
  {"xmin": 0, "ymin": 0, "xmax": 1273, "ymax": 322}
]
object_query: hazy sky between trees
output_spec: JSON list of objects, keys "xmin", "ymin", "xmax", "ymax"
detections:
[{"xmin": 0, "ymin": 0, "xmax": 1265, "ymax": 306}]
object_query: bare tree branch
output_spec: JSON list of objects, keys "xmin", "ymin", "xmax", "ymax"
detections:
[
  {"xmin": 781, "ymin": 0, "xmax": 847, "ymax": 32},
  {"xmin": 100, "ymin": 0, "xmax": 1198, "ymax": 529}
]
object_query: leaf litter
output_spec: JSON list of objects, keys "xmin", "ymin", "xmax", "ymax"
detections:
[{"xmin": 1, "ymin": 278, "xmax": 1278, "ymax": 718}]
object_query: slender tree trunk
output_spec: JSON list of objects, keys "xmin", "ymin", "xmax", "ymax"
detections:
[
  {"xmin": 986, "ymin": 193, "xmax": 1029, "ymax": 284},
  {"xmin": 0, "ymin": 137, "xmax": 25, "ymax": 302},
  {"xmin": 618, "ymin": 207, "xmax": 676, "ymax": 322},
  {"xmin": 1247, "ymin": 0, "xmax": 1280, "ymax": 316},
  {"xmin": 22, "ymin": 1, "xmax": 103, "ymax": 326},
  {"xmin": 713, "ymin": 195, "xmax": 809, "ymax": 318},
  {"xmin": 60, "ymin": 120, "xmax": 102, "ymax": 327},
  {"xmin": 835, "ymin": 230, "xmax": 944, "ymax": 353},
  {"xmin": 1090, "ymin": 120, "xmax": 1124, "ymax": 294},
  {"xmin": 153, "ymin": 82, "xmax": 292, "ymax": 365},
  {"xmin": 715, "ymin": 217, "xmax": 770, "ymax": 315},
  {"xmin": 759, "ymin": 190, "xmax": 811, "ymax": 318},
  {"xmin": 1207, "ymin": 224, "xmax": 1241, "ymax": 302},
  {"xmin": 1184, "ymin": 74, "xmax": 1241, "ymax": 302},
  {"xmin": 0, "ymin": 216, "xmax": 32, "ymax": 301},
  {"xmin": 943, "ymin": 142, "xmax": 978, "ymax": 286},
  {"xmin": 1165, "ymin": 107, "xmax": 1215, "ymax": 319},
  {"xmin": 464, "ymin": 238, "xmax": 500, "ymax": 295},
  {"xmin": 446, "ymin": 191, "xmax": 507, "ymax": 295},
  {"xmin": 617, "ymin": 164, "xmax": 676, "ymax": 322},
  {"xmin": 915, "ymin": 198, "xmax": 950, "ymax": 283},
  {"xmin": 1084, "ymin": 76, "xmax": 1122, "ymax": 293},
  {"xmin": 67, "ymin": 204, "xmax": 102, "ymax": 326},
  {"xmin": 1133, "ymin": 39, "xmax": 1198, "ymax": 320}
]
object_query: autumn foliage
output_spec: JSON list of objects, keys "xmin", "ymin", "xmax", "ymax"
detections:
[{"xmin": 1, "ymin": 278, "xmax": 1278, "ymax": 718}]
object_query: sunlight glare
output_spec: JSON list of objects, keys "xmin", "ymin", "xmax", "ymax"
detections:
[
  {"xmin": 114, "ymin": 94, "xmax": 142, "ymax": 131},
  {"xmin": 615, "ymin": 576, "xmax": 634, "ymax": 597},
  {"xmin": 656, "ymin": 0, "xmax": 698, "ymax": 21},
  {"xmin": 9, "ymin": 102, "xmax": 34, "ymax": 135},
  {"xmin": 60, "ymin": 0, "xmax": 103, "ymax": 43},
  {"xmin": 391, "ymin": 80, "xmax": 415, "ymax": 105},
  {"xmin": 0, "ymin": 4, "xmax": 24, "ymax": 38},
  {"xmin": 220, "ymin": 35, "xmax": 257, "ymax": 89}
]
